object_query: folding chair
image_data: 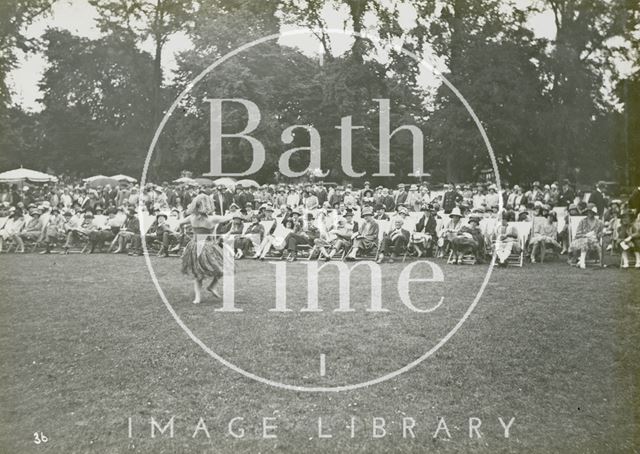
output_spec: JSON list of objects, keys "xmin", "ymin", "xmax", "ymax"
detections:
[
  {"xmin": 506, "ymin": 221, "xmax": 532, "ymax": 267},
  {"xmin": 568, "ymin": 216, "xmax": 602, "ymax": 267},
  {"xmin": 344, "ymin": 220, "xmax": 387, "ymax": 261}
]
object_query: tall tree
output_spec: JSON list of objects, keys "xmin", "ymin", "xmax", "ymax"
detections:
[
  {"xmin": 89, "ymin": 0, "xmax": 195, "ymax": 173},
  {"xmin": 540, "ymin": 0, "xmax": 631, "ymax": 180},
  {"xmin": 38, "ymin": 29, "xmax": 156, "ymax": 175},
  {"xmin": 424, "ymin": 0, "xmax": 548, "ymax": 183},
  {"xmin": 0, "ymin": 0, "xmax": 53, "ymax": 169}
]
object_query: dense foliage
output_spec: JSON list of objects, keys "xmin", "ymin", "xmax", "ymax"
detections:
[{"xmin": 1, "ymin": 0, "xmax": 638, "ymax": 186}]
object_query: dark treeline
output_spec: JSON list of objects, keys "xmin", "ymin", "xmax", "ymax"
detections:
[{"xmin": 1, "ymin": 0, "xmax": 638, "ymax": 187}]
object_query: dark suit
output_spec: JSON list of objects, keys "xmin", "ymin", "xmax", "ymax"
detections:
[
  {"xmin": 589, "ymin": 189, "xmax": 606, "ymax": 216},
  {"xmin": 381, "ymin": 195, "xmax": 395, "ymax": 212},
  {"xmin": 381, "ymin": 227, "xmax": 410, "ymax": 255},
  {"xmin": 394, "ymin": 191, "xmax": 408, "ymax": 207},
  {"xmin": 559, "ymin": 187, "xmax": 575, "ymax": 206},
  {"xmin": 629, "ymin": 187, "xmax": 640, "ymax": 214},
  {"xmin": 415, "ymin": 214, "xmax": 437, "ymax": 237},
  {"xmin": 316, "ymin": 188, "xmax": 328, "ymax": 206},
  {"xmin": 329, "ymin": 192, "xmax": 343, "ymax": 207},
  {"xmin": 213, "ymin": 192, "xmax": 231, "ymax": 215},
  {"xmin": 442, "ymin": 190, "xmax": 462, "ymax": 214}
]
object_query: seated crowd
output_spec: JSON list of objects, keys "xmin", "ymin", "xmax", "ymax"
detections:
[{"xmin": 0, "ymin": 178, "xmax": 639, "ymax": 269}]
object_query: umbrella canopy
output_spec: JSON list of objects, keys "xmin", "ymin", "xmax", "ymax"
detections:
[
  {"xmin": 194, "ymin": 177, "xmax": 215, "ymax": 186},
  {"xmin": 235, "ymin": 178, "xmax": 259, "ymax": 188},
  {"xmin": 83, "ymin": 175, "xmax": 109, "ymax": 182},
  {"xmin": 111, "ymin": 174, "xmax": 137, "ymax": 183},
  {"xmin": 174, "ymin": 177, "xmax": 197, "ymax": 185},
  {"xmin": 86, "ymin": 177, "xmax": 119, "ymax": 188},
  {"xmin": 213, "ymin": 177, "xmax": 236, "ymax": 188},
  {"xmin": 0, "ymin": 168, "xmax": 58, "ymax": 184}
]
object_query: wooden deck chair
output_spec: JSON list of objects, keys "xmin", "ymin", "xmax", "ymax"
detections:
[
  {"xmin": 344, "ymin": 220, "xmax": 387, "ymax": 261},
  {"xmin": 445, "ymin": 217, "xmax": 477, "ymax": 265},
  {"xmin": 480, "ymin": 217, "xmax": 497, "ymax": 258},
  {"xmin": 502, "ymin": 221, "xmax": 532, "ymax": 267},
  {"xmin": 568, "ymin": 216, "xmax": 602, "ymax": 266},
  {"xmin": 400, "ymin": 213, "xmax": 424, "ymax": 262},
  {"xmin": 447, "ymin": 248, "xmax": 477, "ymax": 265}
]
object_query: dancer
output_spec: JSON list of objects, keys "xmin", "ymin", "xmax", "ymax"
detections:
[{"xmin": 180, "ymin": 194, "xmax": 233, "ymax": 304}]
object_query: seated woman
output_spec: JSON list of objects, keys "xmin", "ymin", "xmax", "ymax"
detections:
[
  {"xmin": 40, "ymin": 207, "xmax": 65, "ymax": 254},
  {"xmin": 0, "ymin": 208, "xmax": 25, "ymax": 252},
  {"xmin": 16, "ymin": 208, "xmax": 44, "ymax": 253},
  {"xmin": 568, "ymin": 205, "xmax": 603, "ymax": 269},
  {"xmin": 437, "ymin": 207, "xmax": 463, "ymax": 257},
  {"xmin": 63, "ymin": 211, "xmax": 98, "ymax": 254},
  {"xmin": 558, "ymin": 203, "xmax": 580, "ymax": 254},
  {"xmin": 492, "ymin": 211, "xmax": 520, "ymax": 267},
  {"xmin": 322, "ymin": 216, "xmax": 356, "ymax": 260},
  {"xmin": 411, "ymin": 204, "xmax": 438, "ymax": 257},
  {"xmin": 282, "ymin": 213, "xmax": 320, "ymax": 262},
  {"xmin": 618, "ymin": 211, "xmax": 640, "ymax": 268},
  {"xmin": 345, "ymin": 207, "xmax": 379, "ymax": 260},
  {"xmin": 450, "ymin": 215, "xmax": 484, "ymax": 264},
  {"xmin": 529, "ymin": 212, "xmax": 560, "ymax": 263},
  {"xmin": 308, "ymin": 208, "xmax": 334, "ymax": 260},
  {"xmin": 233, "ymin": 214, "xmax": 265, "ymax": 258},
  {"xmin": 112, "ymin": 209, "xmax": 140, "ymax": 255},
  {"xmin": 255, "ymin": 218, "xmax": 293, "ymax": 259},
  {"xmin": 221, "ymin": 214, "xmax": 245, "ymax": 252},
  {"xmin": 87, "ymin": 207, "xmax": 121, "ymax": 253},
  {"xmin": 601, "ymin": 199, "xmax": 622, "ymax": 253}
]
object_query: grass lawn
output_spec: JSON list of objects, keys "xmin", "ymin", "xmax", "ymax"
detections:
[{"xmin": 0, "ymin": 254, "xmax": 638, "ymax": 453}]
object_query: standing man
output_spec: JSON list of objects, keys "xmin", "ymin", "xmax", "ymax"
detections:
[
  {"xmin": 442, "ymin": 184, "xmax": 462, "ymax": 214},
  {"xmin": 212, "ymin": 185, "xmax": 229, "ymax": 215},
  {"xmin": 394, "ymin": 184, "xmax": 408, "ymax": 207},
  {"xmin": 559, "ymin": 179, "xmax": 575, "ymax": 206},
  {"xmin": 588, "ymin": 181, "xmax": 608, "ymax": 216}
]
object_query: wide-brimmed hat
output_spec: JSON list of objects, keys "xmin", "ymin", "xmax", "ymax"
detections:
[
  {"xmin": 344, "ymin": 209, "xmax": 354, "ymax": 217},
  {"xmin": 362, "ymin": 207, "xmax": 374, "ymax": 217},
  {"xmin": 450, "ymin": 207, "xmax": 462, "ymax": 217}
]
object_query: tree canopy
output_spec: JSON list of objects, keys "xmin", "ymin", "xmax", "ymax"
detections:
[{"xmin": 1, "ymin": 0, "xmax": 638, "ymax": 186}]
